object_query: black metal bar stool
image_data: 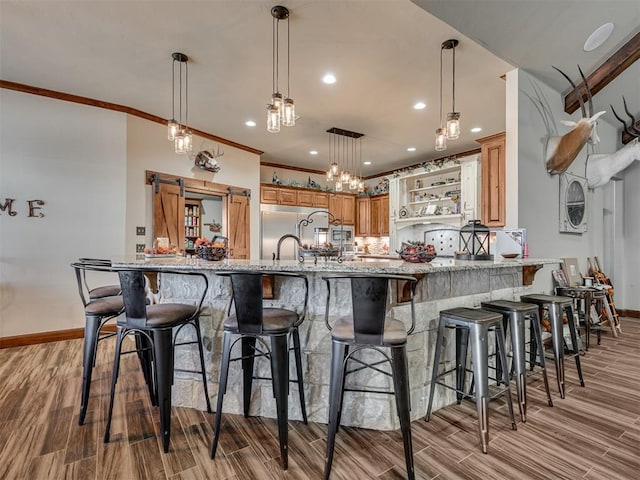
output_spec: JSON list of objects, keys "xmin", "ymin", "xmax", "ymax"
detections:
[
  {"xmin": 322, "ymin": 274, "xmax": 418, "ymax": 480},
  {"xmin": 425, "ymin": 307, "xmax": 516, "ymax": 454},
  {"xmin": 520, "ymin": 294, "xmax": 584, "ymax": 399},
  {"xmin": 71, "ymin": 260, "xmax": 124, "ymax": 425},
  {"xmin": 104, "ymin": 268, "xmax": 212, "ymax": 453},
  {"xmin": 210, "ymin": 271, "xmax": 309, "ymax": 471},
  {"xmin": 481, "ymin": 300, "xmax": 554, "ymax": 421},
  {"xmin": 555, "ymin": 286, "xmax": 607, "ymax": 350}
]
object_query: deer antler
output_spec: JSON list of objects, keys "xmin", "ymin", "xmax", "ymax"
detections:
[{"xmin": 552, "ymin": 66, "xmax": 586, "ymax": 118}]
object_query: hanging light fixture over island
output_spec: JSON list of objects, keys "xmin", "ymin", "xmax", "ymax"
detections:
[{"xmin": 267, "ymin": 5, "xmax": 296, "ymax": 133}]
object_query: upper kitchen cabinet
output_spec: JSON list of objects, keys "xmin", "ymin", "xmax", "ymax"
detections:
[
  {"xmin": 388, "ymin": 155, "xmax": 480, "ymax": 248},
  {"xmin": 477, "ymin": 132, "xmax": 506, "ymax": 227},
  {"xmin": 260, "ymin": 184, "xmax": 330, "ymax": 209},
  {"xmin": 356, "ymin": 195, "xmax": 389, "ymax": 237},
  {"xmin": 329, "ymin": 193, "xmax": 356, "ymax": 225}
]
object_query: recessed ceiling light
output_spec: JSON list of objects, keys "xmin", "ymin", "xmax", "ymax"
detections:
[
  {"xmin": 363, "ymin": 161, "xmax": 372, "ymax": 165},
  {"xmin": 471, "ymin": 127, "xmax": 482, "ymax": 133},
  {"xmin": 413, "ymin": 102, "xmax": 426, "ymax": 110},
  {"xmin": 407, "ymin": 147, "xmax": 417, "ymax": 152},
  {"xmin": 245, "ymin": 120, "xmax": 256, "ymax": 127},
  {"xmin": 309, "ymin": 150, "xmax": 318, "ymax": 155},
  {"xmin": 322, "ymin": 73, "xmax": 336, "ymax": 84},
  {"xmin": 584, "ymin": 22, "xmax": 614, "ymax": 52}
]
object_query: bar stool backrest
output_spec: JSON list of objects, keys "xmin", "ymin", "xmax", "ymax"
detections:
[
  {"xmin": 71, "ymin": 260, "xmax": 115, "ymax": 307},
  {"xmin": 118, "ymin": 270, "xmax": 149, "ymax": 329},
  {"xmin": 324, "ymin": 274, "xmax": 417, "ymax": 346},
  {"xmin": 351, "ymin": 276, "xmax": 390, "ymax": 345},
  {"xmin": 228, "ymin": 272, "xmax": 264, "ymax": 335}
]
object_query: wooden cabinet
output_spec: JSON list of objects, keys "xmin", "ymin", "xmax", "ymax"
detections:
[
  {"xmin": 329, "ymin": 194, "xmax": 355, "ymax": 225},
  {"xmin": 355, "ymin": 194, "xmax": 389, "ymax": 237},
  {"xmin": 477, "ymin": 132, "xmax": 506, "ymax": 227},
  {"xmin": 260, "ymin": 184, "xmax": 331, "ymax": 209},
  {"xmin": 313, "ymin": 192, "xmax": 329, "ymax": 208},
  {"xmin": 260, "ymin": 186, "xmax": 279, "ymax": 204},
  {"xmin": 356, "ymin": 197, "xmax": 370, "ymax": 236}
]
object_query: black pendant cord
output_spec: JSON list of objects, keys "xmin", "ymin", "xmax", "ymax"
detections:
[
  {"xmin": 185, "ymin": 61, "xmax": 189, "ymax": 129},
  {"xmin": 275, "ymin": 17, "xmax": 279, "ymax": 95},
  {"xmin": 439, "ymin": 46, "xmax": 443, "ymax": 128},
  {"xmin": 452, "ymin": 44, "xmax": 456, "ymax": 113},
  {"xmin": 272, "ymin": 16, "xmax": 277, "ymax": 95},
  {"xmin": 171, "ymin": 58, "xmax": 176, "ymax": 120},
  {"xmin": 287, "ymin": 16, "xmax": 290, "ymax": 99},
  {"xmin": 178, "ymin": 60, "xmax": 183, "ymax": 128}
]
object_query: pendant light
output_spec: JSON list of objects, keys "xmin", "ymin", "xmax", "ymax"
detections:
[
  {"xmin": 267, "ymin": 6, "xmax": 295, "ymax": 133},
  {"xmin": 167, "ymin": 52, "xmax": 192, "ymax": 154},
  {"xmin": 435, "ymin": 44, "xmax": 447, "ymax": 151},
  {"xmin": 325, "ymin": 127, "xmax": 364, "ymax": 191},
  {"xmin": 443, "ymin": 39, "xmax": 461, "ymax": 140}
]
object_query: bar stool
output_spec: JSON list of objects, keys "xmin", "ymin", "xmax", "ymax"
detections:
[
  {"xmin": 104, "ymin": 268, "xmax": 212, "ymax": 453},
  {"xmin": 520, "ymin": 294, "xmax": 584, "ymax": 399},
  {"xmin": 77, "ymin": 258, "xmax": 122, "ymax": 299},
  {"xmin": 480, "ymin": 300, "xmax": 554, "ymax": 422},
  {"xmin": 425, "ymin": 307, "xmax": 516, "ymax": 454},
  {"xmin": 210, "ymin": 271, "xmax": 309, "ymax": 471},
  {"xmin": 71, "ymin": 260, "xmax": 124, "ymax": 425},
  {"xmin": 555, "ymin": 286, "xmax": 607, "ymax": 350},
  {"xmin": 322, "ymin": 274, "xmax": 418, "ymax": 480}
]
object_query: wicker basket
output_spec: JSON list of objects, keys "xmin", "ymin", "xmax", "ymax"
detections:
[{"xmin": 196, "ymin": 245, "xmax": 228, "ymax": 261}]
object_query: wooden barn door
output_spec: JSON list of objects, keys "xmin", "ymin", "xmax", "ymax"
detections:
[
  {"xmin": 228, "ymin": 194, "xmax": 250, "ymax": 259},
  {"xmin": 153, "ymin": 182, "xmax": 185, "ymax": 250}
]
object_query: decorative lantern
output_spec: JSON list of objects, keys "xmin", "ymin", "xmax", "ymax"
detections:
[
  {"xmin": 456, "ymin": 220, "xmax": 493, "ymax": 260},
  {"xmin": 314, "ymin": 227, "xmax": 329, "ymax": 248}
]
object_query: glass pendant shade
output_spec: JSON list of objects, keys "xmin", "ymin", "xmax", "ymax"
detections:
[
  {"xmin": 326, "ymin": 169, "xmax": 334, "ymax": 181},
  {"xmin": 446, "ymin": 112, "xmax": 461, "ymax": 139},
  {"xmin": 349, "ymin": 177, "xmax": 358, "ymax": 190},
  {"xmin": 357, "ymin": 179, "xmax": 365, "ymax": 193},
  {"xmin": 167, "ymin": 119, "xmax": 178, "ymax": 140},
  {"xmin": 267, "ymin": 104, "xmax": 280, "ymax": 133},
  {"xmin": 282, "ymin": 98, "xmax": 295, "ymax": 126},
  {"xmin": 335, "ymin": 180, "xmax": 343, "ymax": 192},
  {"xmin": 271, "ymin": 93, "xmax": 283, "ymax": 116},
  {"xmin": 183, "ymin": 129, "xmax": 193, "ymax": 153},
  {"xmin": 175, "ymin": 132, "xmax": 186, "ymax": 154},
  {"xmin": 435, "ymin": 127, "xmax": 447, "ymax": 151},
  {"xmin": 330, "ymin": 162, "xmax": 339, "ymax": 176}
]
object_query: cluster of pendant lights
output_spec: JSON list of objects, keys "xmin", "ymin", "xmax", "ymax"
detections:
[
  {"xmin": 267, "ymin": 5, "xmax": 295, "ymax": 133},
  {"xmin": 325, "ymin": 128, "xmax": 365, "ymax": 193},
  {"xmin": 435, "ymin": 39, "xmax": 461, "ymax": 151},
  {"xmin": 167, "ymin": 52, "xmax": 192, "ymax": 154}
]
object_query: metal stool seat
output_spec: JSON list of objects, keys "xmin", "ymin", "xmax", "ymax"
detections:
[
  {"xmin": 481, "ymin": 300, "xmax": 554, "ymax": 422},
  {"xmin": 210, "ymin": 271, "xmax": 309, "ymax": 471},
  {"xmin": 520, "ymin": 294, "xmax": 584, "ymax": 399},
  {"xmin": 555, "ymin": 286, "xmax": 607, "ymax": 350},
  {"xmin": 425, "ymin": 307, "xmax": 517, "ymax": 454},
  {"xmin": 323, "ymin": 274, "xmax": 418, "ymax": 479}
]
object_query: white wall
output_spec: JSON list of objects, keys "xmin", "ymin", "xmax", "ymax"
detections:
[
  {"xmin": 0, "ymin": 90, "xmax": 127, "ymax": 336},
  {"xmin": 621, "ymin": 161, "xmax": 639, "ymax": 309},
  {"xmin": 515, "ymin": 69, "xmax": 617, "ymax": 293},
  {"xmin": 0, "ymin": 90, "xmax": 261, "ymax": 337},
  {"xmin": 125, "ymin": 116, "xmax": 260, "ymax": 259}
]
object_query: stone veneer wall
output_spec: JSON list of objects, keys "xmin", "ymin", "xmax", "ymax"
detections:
[{"xmin": 162, "ymin": 266, "xmax": 531, "ymax": 430}]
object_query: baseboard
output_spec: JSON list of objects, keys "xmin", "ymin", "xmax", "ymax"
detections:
[
  {"xmin": 618, "ymin": 309, "xmax": 640, "ymax": 319},
  {"xmin": 0, "ymin": 324, "xmax": 117, "ymax": 349}
]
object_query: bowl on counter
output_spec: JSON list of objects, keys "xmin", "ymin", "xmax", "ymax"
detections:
[
  {"xmin": 500, "ymin": 253, "xmax": 520, "ymax": 259},
  {"xmin": 397, "ymin": 242, "xmax": 437, "ymax": 263}
]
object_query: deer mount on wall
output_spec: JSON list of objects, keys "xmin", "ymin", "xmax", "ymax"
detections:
[
  {"xmin": 544, "ymin": 65, "xmax": 605, "ymax": 175},
  {"xmin": 192, "ymin": 143, "xmax": 223, "ymax": 173},
  {"xmin": 585, "ymin": 97, "xmax": 640, "ymax": 188}
]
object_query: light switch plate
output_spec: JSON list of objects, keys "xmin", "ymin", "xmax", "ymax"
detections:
[
  {"xmin": 136, "ymin": 226, "xmax": 146, "ymax": 236},
  {"xmin": 136, "ymin": 243, "xmax": 145, "ymax": 253}
]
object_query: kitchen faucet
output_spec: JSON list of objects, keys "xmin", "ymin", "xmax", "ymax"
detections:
[{"xmin": 274, "ymin": 234, "xmax": 302, "ymax": 260}]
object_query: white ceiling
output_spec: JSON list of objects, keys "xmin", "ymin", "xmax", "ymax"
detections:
[{"xmin": 1, "ymin": 1, "xmax": 638, "ymax": 177}]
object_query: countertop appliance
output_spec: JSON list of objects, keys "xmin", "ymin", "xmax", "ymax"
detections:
[{"xmin": 260, "ymin": 204, "xmax": 329, "ymax": 260}]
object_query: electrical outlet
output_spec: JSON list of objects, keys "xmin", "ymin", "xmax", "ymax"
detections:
[
  {"xmin": 136, "ymin": 226, "xmax": 146, "ymax": 236},
  {"xmin": 136, "ymin": 243, "xmax": 145, "ymax": 253}
]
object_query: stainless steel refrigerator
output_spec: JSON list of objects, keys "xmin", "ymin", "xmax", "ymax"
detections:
[{"xmin": 260, "ymin": 204, "xmax": 329, "ymax": 260}]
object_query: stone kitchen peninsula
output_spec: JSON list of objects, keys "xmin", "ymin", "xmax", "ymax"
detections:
[{"xmin": 113, "ymin": 256, "xmax": 559, "ymax": 430}]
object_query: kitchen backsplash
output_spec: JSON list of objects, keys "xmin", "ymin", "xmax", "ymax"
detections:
[{"xmin": 354, "ymin": 236, "xmax": 390, "ymax": 255}]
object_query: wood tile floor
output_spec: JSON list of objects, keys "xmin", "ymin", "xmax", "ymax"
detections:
[{"xmin": 1, "ymin": 319, "xmax": 639, "ymax": 479}]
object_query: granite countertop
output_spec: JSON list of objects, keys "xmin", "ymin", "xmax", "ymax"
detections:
[{"xmin": 112, "ymin": 256, "xmax": 560, "ymax": 274}]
